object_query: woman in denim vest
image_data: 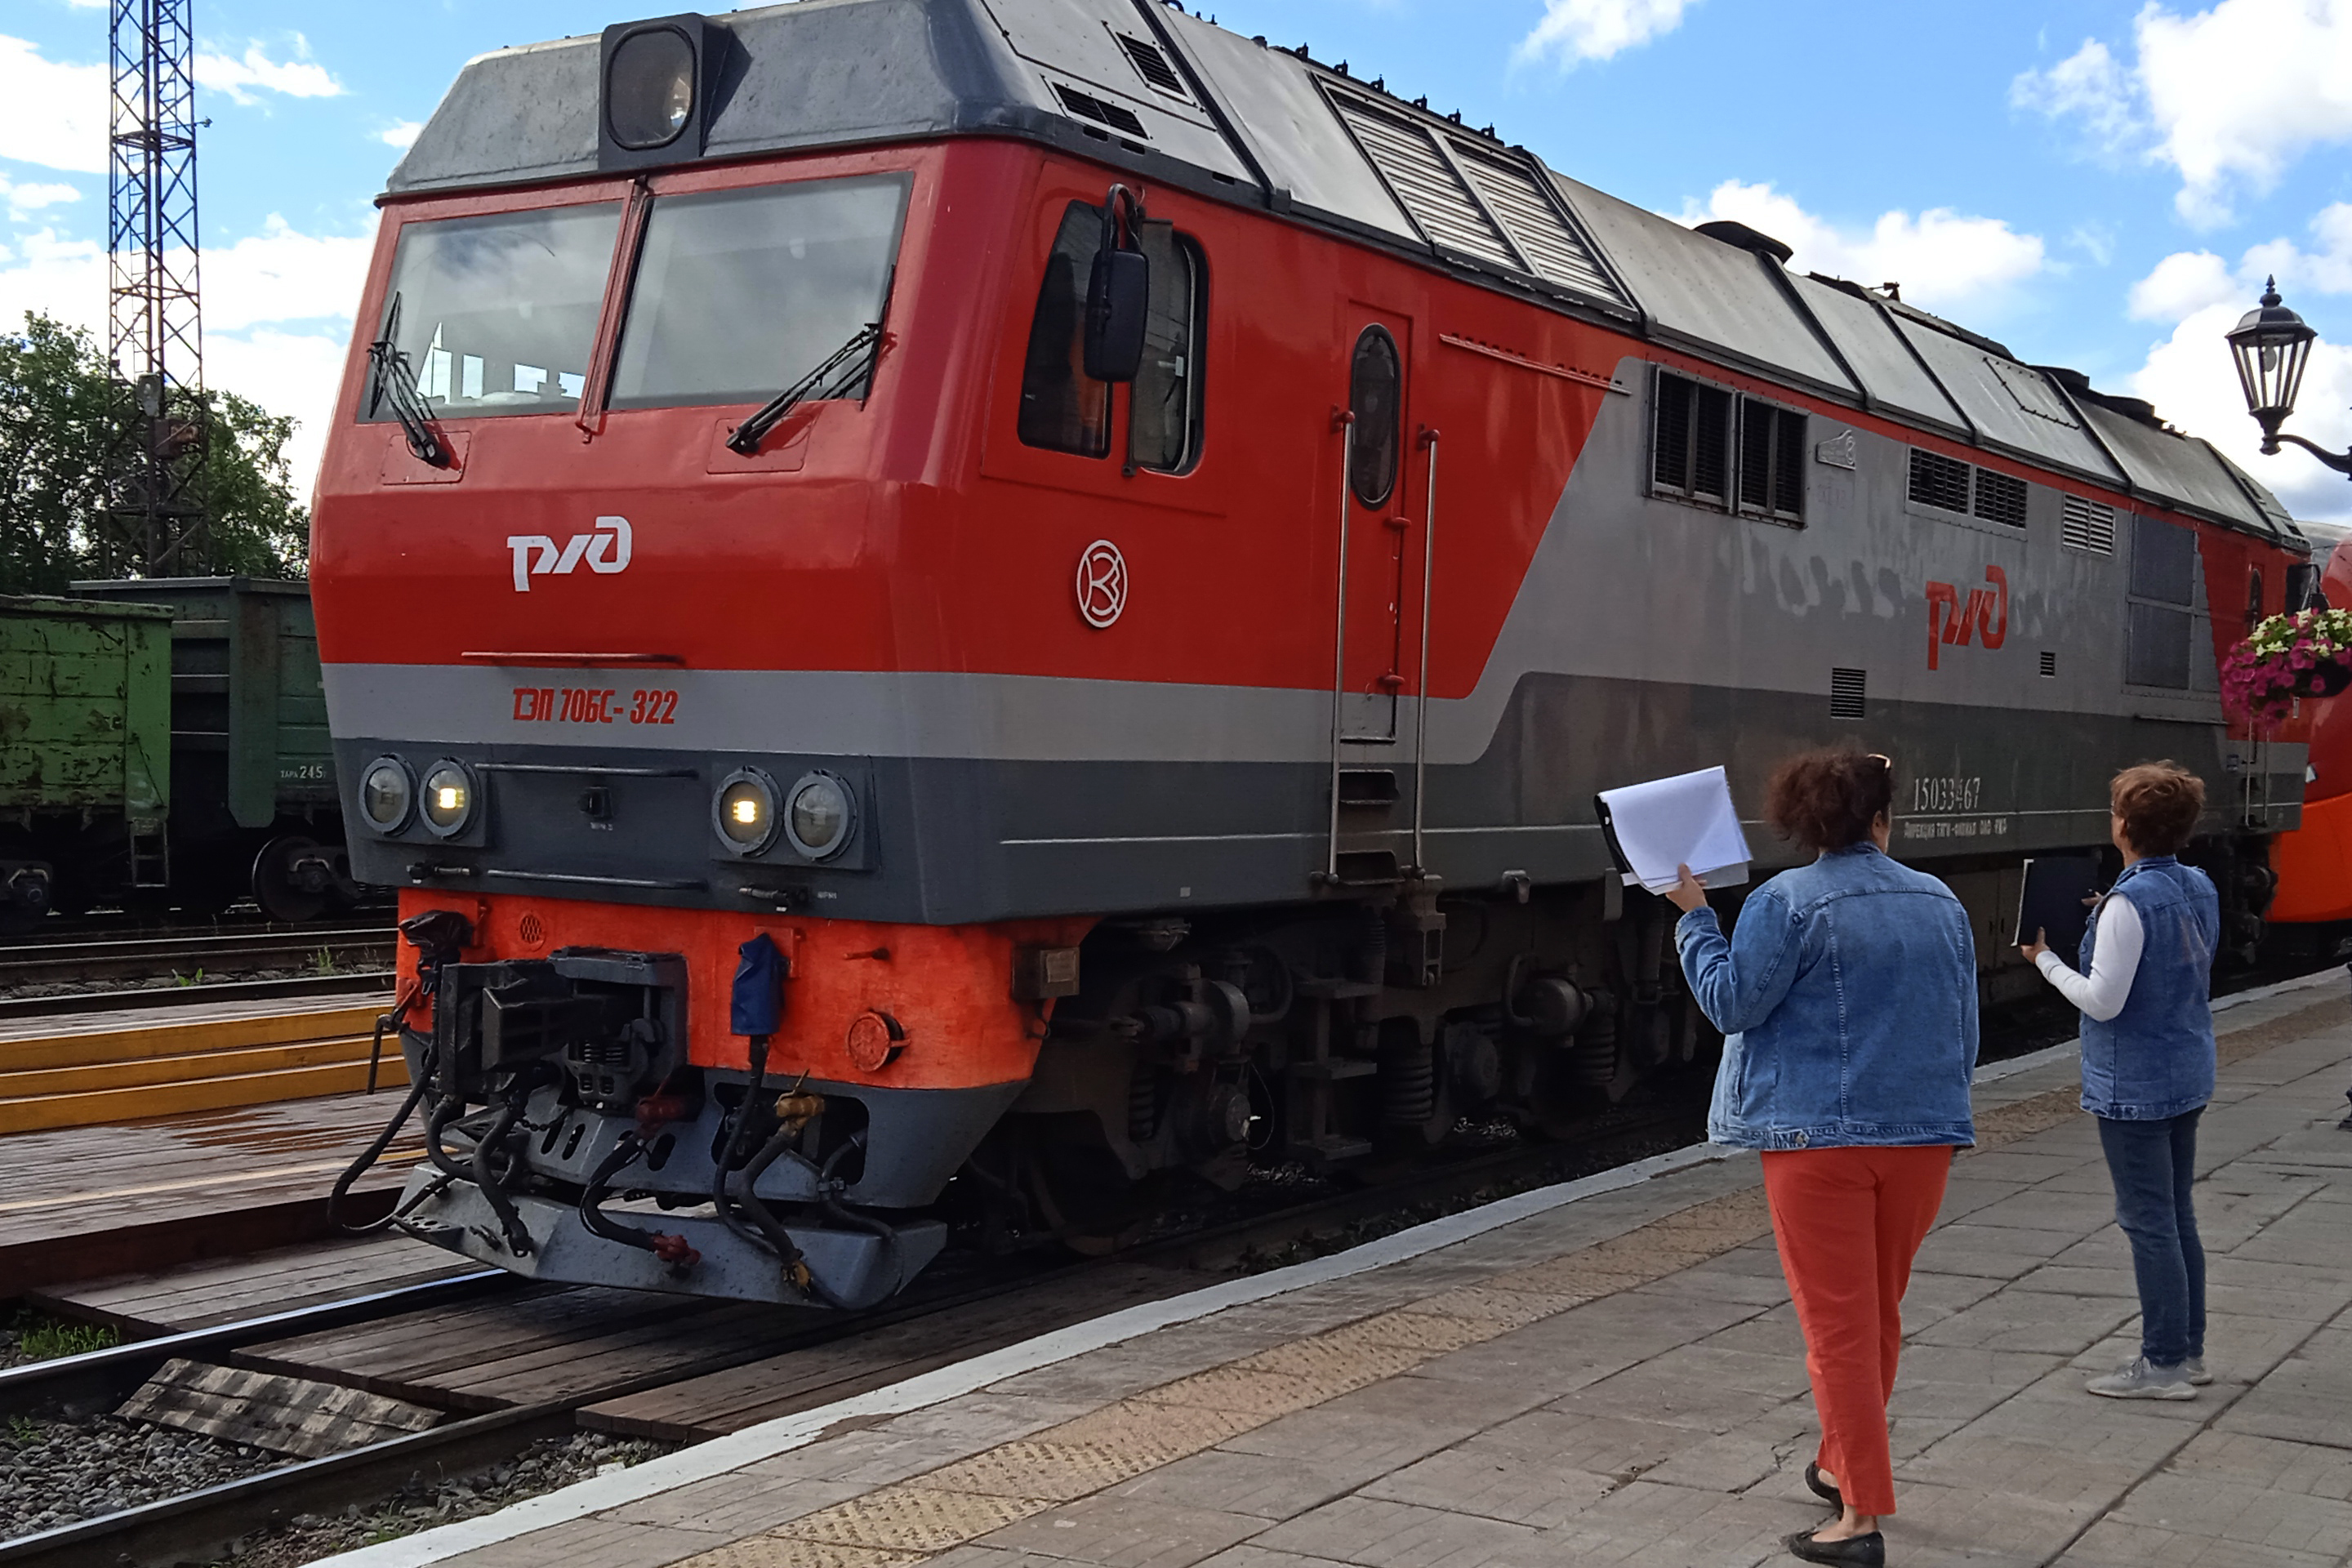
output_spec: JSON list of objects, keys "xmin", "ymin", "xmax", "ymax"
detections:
[
  {"xmin": 2024, "ymin": 762, "xmax": 2219, "ymax": 1400},
  {"xmin": 1668, "ymin": 748, "xmax": 1976, "ymax": 1568}
]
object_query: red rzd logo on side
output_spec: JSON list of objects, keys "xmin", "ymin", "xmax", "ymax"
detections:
[{"xmin": 1926, "ymin": 566, "xmax": 2008, "ymax": 670}]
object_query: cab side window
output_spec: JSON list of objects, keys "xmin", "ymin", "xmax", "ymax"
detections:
[
  {"xmin": 1017, "ymin": 206, "xmax": 1111, "ymax": 457},
  {"xmin": 1016, "ymin": 202, "xmax": 1206, "ymax": 473}
]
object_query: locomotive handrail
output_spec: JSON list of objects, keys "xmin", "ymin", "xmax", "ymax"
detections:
[
  {"xmin": 1411, "ymin": 426, "xmax": 1439, "ymax": 874},
  {"xmin": 1325, "ymin": 410, "xmax": 1356, "ymax": 886}
]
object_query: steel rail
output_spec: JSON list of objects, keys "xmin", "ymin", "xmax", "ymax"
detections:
[
  {"xmin": 0, "ymin": 927, "xmax": 394, "ymax": 987},
  {"xmin": 0, "ymin": 972, "xmax": 396, "ymax": 1021}
]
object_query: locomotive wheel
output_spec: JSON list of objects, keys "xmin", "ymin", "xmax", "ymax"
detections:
[
  {"xmin": 1023, "ymin": 1142, "xmax": 1149, "ymax": 1257},
  {"xmin": 251, "ymin": 835, "xmax": 332, "ymax": 923}
]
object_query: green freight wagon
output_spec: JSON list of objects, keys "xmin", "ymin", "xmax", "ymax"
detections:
[
  {"xmin": 0, "ymin": 595, "xmax": 174, "ymax": 929},
  {"xmin": 71, "ymin": 577, "xmax": 357, "ymax": 920}
]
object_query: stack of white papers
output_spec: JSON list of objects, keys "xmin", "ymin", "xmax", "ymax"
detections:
[{"xmin": 1596, "ymin": 765, "xmax": 1753, "ymax": 893}]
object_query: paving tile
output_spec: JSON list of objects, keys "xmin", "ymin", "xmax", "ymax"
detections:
[
  {"xmin": 2167, "ymin": 1428, "xmax": 2352, "ymax": 1500},
  {"xmin": 1873, "ymin": 1477, "xmax": 2094, "ymax": 1566},
  {"xmin": 2202, "ymin": 1256, "xmax": 2352, "ymax": 1321},
  {"xmin": 978, "ymin": 1494, "xmax": 1268, "ymax": 1568},
  {"xmin": 1638, "ymin": 1403, "xmax": 1818, "ymax": 1495},
  {"xmin": 2009, "ymin": 1263, "xmax": 2143, "ymax": 1298},
  {"xmin": 1218, "ymin": 1407, "xmax": 1468, "ymax": 1486},
  {"xmin": 1307, "ymin": 1370, "xmax": 1548, "ymax": 1432},
  {"xmin": 1250, "ymin": 1495, "xmax": 1540, "ymax": 1568},
  {"xmin": 1964, "ymin": 1187, "xmax": 2128, "ymax": 1236},
  {"xmin": 744, "ymin": 1429, "xmax": 1017, "ymax": 1489},
  {"xmin": 1912, "ymin": 1223, "xmax": 2085, "ymax": 1281},
  {"xmin": 1691, "ymin": 1302, "xmax": 1807, "ymax": 1359},
  {"xmin": 1909, "ymin": 1288, "xmax": 2138, "ymax": 1354},
  {"xmin": 1548, "ymin": 1358, "xmax": 1802, "ymax": 1435},
  {"xmin": 1502, "ymin": 1479, "xmax": 1824, "ymax": 1568},
  {"xmin": 2214, "ymin": 1346, "xmax": 2352, "ymax": 1447},
  {"xmin": 606, "ymin": 1476, "xmax": 869, "ymax": 1535},
  {"xmin": 2107, "ymin": 1470, "xmax": 2352, "ymax": 1557},
  {"xmin": 2056, "ymin": 1513, "xmax": 2340, "ymax": 1566},
  {"xmin": 1931, "ymin": 1178, "xmax": 2034, "ymax": 1223},
  {"xmin": 1107, "ymin": 1448, "xmax": 1376, "ymax": 1521},
  {"xmin": 1357, "ymin": 1444, "xmax": 1616, "ymax": 1528},
  {"xmin": 678, "ymin": 1541, "xmax": 929, "ymax": 1568},
  {"xmin": 1458, "ymin": 1407, "xmax": 1713, "ymax": 1480},
  {"xmin": 1896, "ymin": 1268, "xmax": 2011, "ymax": 1330},
  {"xmin": 439, "ymin": 1518, "xmax": 718, "ymax": 1568}
]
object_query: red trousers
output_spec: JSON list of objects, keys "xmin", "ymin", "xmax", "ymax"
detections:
[{"xmin": 1760, "ymin": 1144, "xmax": 1954, "ymax": 1517}]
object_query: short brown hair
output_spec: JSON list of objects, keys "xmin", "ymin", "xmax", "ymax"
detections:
[
  {"xmin": 1766, "ymin": 747, "xmax": 1894, "ymax": 853},
  {"xmin": 2112, "ymin": 762, "xmax": 2204, "ymax": 856}
]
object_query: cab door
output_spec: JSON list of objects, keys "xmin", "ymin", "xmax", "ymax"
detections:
[{"xmin": 1336, "ymin": 312, "xmax": 1413, "ymax": 743}]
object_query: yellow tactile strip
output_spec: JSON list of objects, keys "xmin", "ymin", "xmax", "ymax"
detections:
[{"xmin": 675, "ymin": 1001, "xmax": 2344, "ymax": 1568}]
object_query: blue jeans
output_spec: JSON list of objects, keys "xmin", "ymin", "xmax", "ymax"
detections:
[{"xmin": 2096, "ymin": 1108, "xmax": 2205, "ymax": 1366}]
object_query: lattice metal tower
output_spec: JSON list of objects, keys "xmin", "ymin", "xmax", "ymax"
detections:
[{"xmin": 107, "ymin": 0, "xmax": 208, "ymax": 575}]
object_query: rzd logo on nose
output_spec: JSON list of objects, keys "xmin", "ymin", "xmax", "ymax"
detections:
[{"xmin": 507, "ymin": 516, "xmax": 631, "ymax": 592}]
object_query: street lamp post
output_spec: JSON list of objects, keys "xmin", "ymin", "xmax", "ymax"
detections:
[{"xmin": 2226, "ymin": 278, "xmax": 2351, "ymax": 478}]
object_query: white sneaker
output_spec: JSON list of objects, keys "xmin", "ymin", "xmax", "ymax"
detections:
[
  {"xmin": 2180, "ymin": 1356, "xmax": 2213, "ymax": 1385},
  {"xmin": 2086, "ymin": 1356, "xmax": 2198, "ymax": 1400}
]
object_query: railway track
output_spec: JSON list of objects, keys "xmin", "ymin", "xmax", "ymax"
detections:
[
  {"xmin": 0, "ymin": 926, "xmax": 394, "ymax": 991},
  {"xmin": 0, "ymin": 1102, "xmax": 1702, "ymax": 1568}
]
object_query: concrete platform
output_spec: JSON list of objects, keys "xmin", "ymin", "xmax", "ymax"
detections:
[{"xmin": 324, "ymin": 972, "xmax": 2352, "ymax": 1568}]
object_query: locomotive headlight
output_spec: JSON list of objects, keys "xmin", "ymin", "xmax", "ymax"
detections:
[
  {"xmin": 605, "ymin": 25, "xmax": 697, "ymax": 150},
  {"xmin": 713, "ymin": 768, "xmax": 781, "ymax": 856},
  {"xmin": 421, "ymin": 760, "xmax": 478, "ymax": 837},
  {"xmin": 359, "ymin": 756, "xmax": 414, "ymax": 835},
  {"xmin": 785, "ymin": 773, "xmax": 854, "ymax": 861}
]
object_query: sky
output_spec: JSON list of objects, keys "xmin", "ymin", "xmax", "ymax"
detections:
[{"xmin": 3, "ymin": 0, "xmax": 2350, "ymax": 525}]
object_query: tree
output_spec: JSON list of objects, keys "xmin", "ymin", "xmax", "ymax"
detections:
[{"xmin": 0, "ymin": 311, "xmax": 310, "ymax": 595}]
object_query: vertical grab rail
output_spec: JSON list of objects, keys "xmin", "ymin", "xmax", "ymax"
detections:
[
  {"xmin": 1411, "ymin": 427, "xmax": 1439, "ymax": 874},
  {"xmin": 1326, "ymin": 410, "xmax": 1356, "ymax": 885}
]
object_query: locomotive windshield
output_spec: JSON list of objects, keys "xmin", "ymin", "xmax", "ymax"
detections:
[
  {"xmin": 366, "ymin": 203, "xmax": 622, "ymax": 420},
  {"xmin": 609, "ymin": 173, "xmax": 911, "ymax": 409}
]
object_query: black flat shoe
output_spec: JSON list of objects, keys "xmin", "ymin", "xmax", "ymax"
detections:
[
  {"xmin": 1785, "ymin": 1528, "xmax": 1884, "ymax": 1567},
  {"xmin": 1805, "ymin": 1462, "xmax": 1843, "ymax": 1510}
]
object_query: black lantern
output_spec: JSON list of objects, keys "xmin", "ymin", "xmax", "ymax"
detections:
[{"xmin": 2225, "ymin": 278, "xmax": 2348, "ymax": 477}]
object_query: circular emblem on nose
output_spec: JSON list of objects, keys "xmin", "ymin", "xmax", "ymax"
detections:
[
  {"xmin": 1075, "ymin": 540, "xmax": 1128, "ymax": 629},
  {"xmin": 845, "ymin": 1009, "xmax": 904, "ymax": 1073}
]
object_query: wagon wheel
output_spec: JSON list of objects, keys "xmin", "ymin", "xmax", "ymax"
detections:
[{"xmin": 251, "ymin": 835, "xmax": 332, "ymax": 923}]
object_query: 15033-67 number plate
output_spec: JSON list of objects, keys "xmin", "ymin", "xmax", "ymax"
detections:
[{"xmin": 512, "ymin": 686, "xmax": 679, "ymax": 725}]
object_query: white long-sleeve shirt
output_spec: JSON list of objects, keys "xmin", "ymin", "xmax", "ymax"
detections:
[{"xmin": 2034, "ymin": 894, "xmax": 2144, "ymax": 1022}]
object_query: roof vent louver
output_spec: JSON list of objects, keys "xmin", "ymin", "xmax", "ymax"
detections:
[
  {"xmin": 1115, "ymin": 33, "xmax": 1188, "ymax": 98},
  {"xmin": 1830, "ymin": 668, "xmax": 1867, "ymax": 721},
  {"xmin": 1450, "ymin": 140, "xmax": 1625, "ymax": 305},
  {"xmin": 1327, "ymin": 90, "xmax": 1516, "ymax": 270},
  {"xmin": 1053, "ymin": 83, "xmax": 1147, "ymax": 139}
]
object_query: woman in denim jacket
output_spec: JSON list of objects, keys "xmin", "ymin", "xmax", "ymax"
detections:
[
  {"xmin": 2024, "ymin": 762, "xmax": 2219, "ymax": 1401},
  {"xmin": 1667, "ymin": 749, "xmax": 1976, "ymax": 1568}
]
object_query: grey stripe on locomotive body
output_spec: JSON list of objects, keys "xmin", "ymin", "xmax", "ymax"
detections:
[{"xmin": 341, "ymin": 375, "xmax": 2302, "ymax": 921}]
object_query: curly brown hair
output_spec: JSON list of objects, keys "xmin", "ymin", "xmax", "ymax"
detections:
[
  {"xmin": 1766, "ymin": 747, "xmax": 1895, "ymax": 853},
  {"xmin": 2111, "ymin": 762, "xmax": 2205, "ymax": 856}
]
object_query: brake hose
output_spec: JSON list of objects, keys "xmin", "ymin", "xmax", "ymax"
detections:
[
  {"xmin": 327, "ymin": 1041, "xmax": 437, "ymax": 1233},
  {"xmin": 579, "ymin": 1134, "xmax": 701, "ymax": 1269}
]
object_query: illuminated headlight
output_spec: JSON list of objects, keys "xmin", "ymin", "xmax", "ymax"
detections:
[
  {"xmin": 785, "ymin": 773, "xmax": 854, "ymax": 861},
  {"xmin": 605, "ymin": 26, "xmax": 697, "ymax": 150},
  {"xmin": 713, "ymin": 768, "xmax": 781, "ymax": 856},
  {"xmin": 420, "ymin": 760, "xmax": 478, "ymax": 837},
  {"xmin": 359, "ymin": 756, "xmax": 414, "ymax": 835}
]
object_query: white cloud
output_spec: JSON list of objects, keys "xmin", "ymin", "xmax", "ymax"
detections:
[
  {"xmin": 204, "ymin": 216, "xmax": 375, "ymax": 332},
  {"xmin": 195, "ymin": 40, "xmax": 344, "ymax": 107},
  {"xmin": 0, "ymin": 172, "xmax": 80, "ymax": 219},
  {"xmin": 2127, "ymin": 250, "xmax": 2238, "ymax": 322},
  {"xmin": 2014, "ymin": 1, "xmax": 2352, "ymax": 228},
  {"xmin": 1677, "ymin": 180, "xmax": 2047, "ymax": 314},
  {"xmin": 1517, "ymin": 0, "xmax": 1696, "ymax": 66},
  {"xmin": 0, "ymin": 225, "xmax": 105, "ymax": 337},
  {"xmin": 207, "ymin": 327, "xmax": 353, "ymax": 506},
  {"xmin": 378, "ymin": 120, "xmax": 424, "ymax": 150},
  {"xmin": 0, "ymin": 34, "xmax": 107, "ymax": 176}
]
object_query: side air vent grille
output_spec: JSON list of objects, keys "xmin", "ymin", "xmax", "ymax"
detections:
[
  {"xmin": 1829, "ymin": 668, "xmax": 1867, "ymax": 720},
  {"xmin": 1328, "ymin": 91, "xmax": 1517, "ymax": 270},
  {"xmin": 2061, "ymin": 495, "xmax": 2117, "ymax": 555},
  {"xmin": 1973, "ymin": 469, "xmax": 2029, "ymax": 528},
  {"xmin": 1115, "ymin": 33, "xmax": 1188, "ymax": 97},
  {"xmin": 2039, "ymin": 651, "xmax": 2058, "ymax": 678},
  {"xmin": 1054, "ymin": 84, "xmax": 1147, "ymax": 139},
  {"xmin": 1908, "ymin": 448, "xmax": 1971, "ymax": 514}
]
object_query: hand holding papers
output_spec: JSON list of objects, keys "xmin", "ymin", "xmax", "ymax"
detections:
[{"xmin": 1596, "ymin": 766, "xmax": 1753, "ymax": 895}]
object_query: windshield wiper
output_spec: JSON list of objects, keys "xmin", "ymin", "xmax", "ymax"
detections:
[
  {"xmin": 726, "ymin": 318, "xmax": 887, "ymax": 457},
  {"xmin": 367, "ymin": 293, "xmax": 453, "ymax": 469}
]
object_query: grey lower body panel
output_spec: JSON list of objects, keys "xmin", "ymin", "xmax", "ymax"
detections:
[{"xmin": 338, "ymin": 670, "xmax": 2298, "ymax": 924}]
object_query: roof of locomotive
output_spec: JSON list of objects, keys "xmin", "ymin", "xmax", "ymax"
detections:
[{"xmin": 386, "ymin": 0, "xmax": 2302, "ymax": 548}]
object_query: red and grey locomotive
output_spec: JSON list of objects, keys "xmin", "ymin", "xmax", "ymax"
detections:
[{"xmin": 314, "ymin": 0, "xmax": 2318, "ymax": 1306}]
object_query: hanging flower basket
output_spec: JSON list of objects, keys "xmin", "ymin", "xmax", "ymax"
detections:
[{"xmin": 2222, "ymin": 607, "xmax": 2352, "ymax": 723}]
